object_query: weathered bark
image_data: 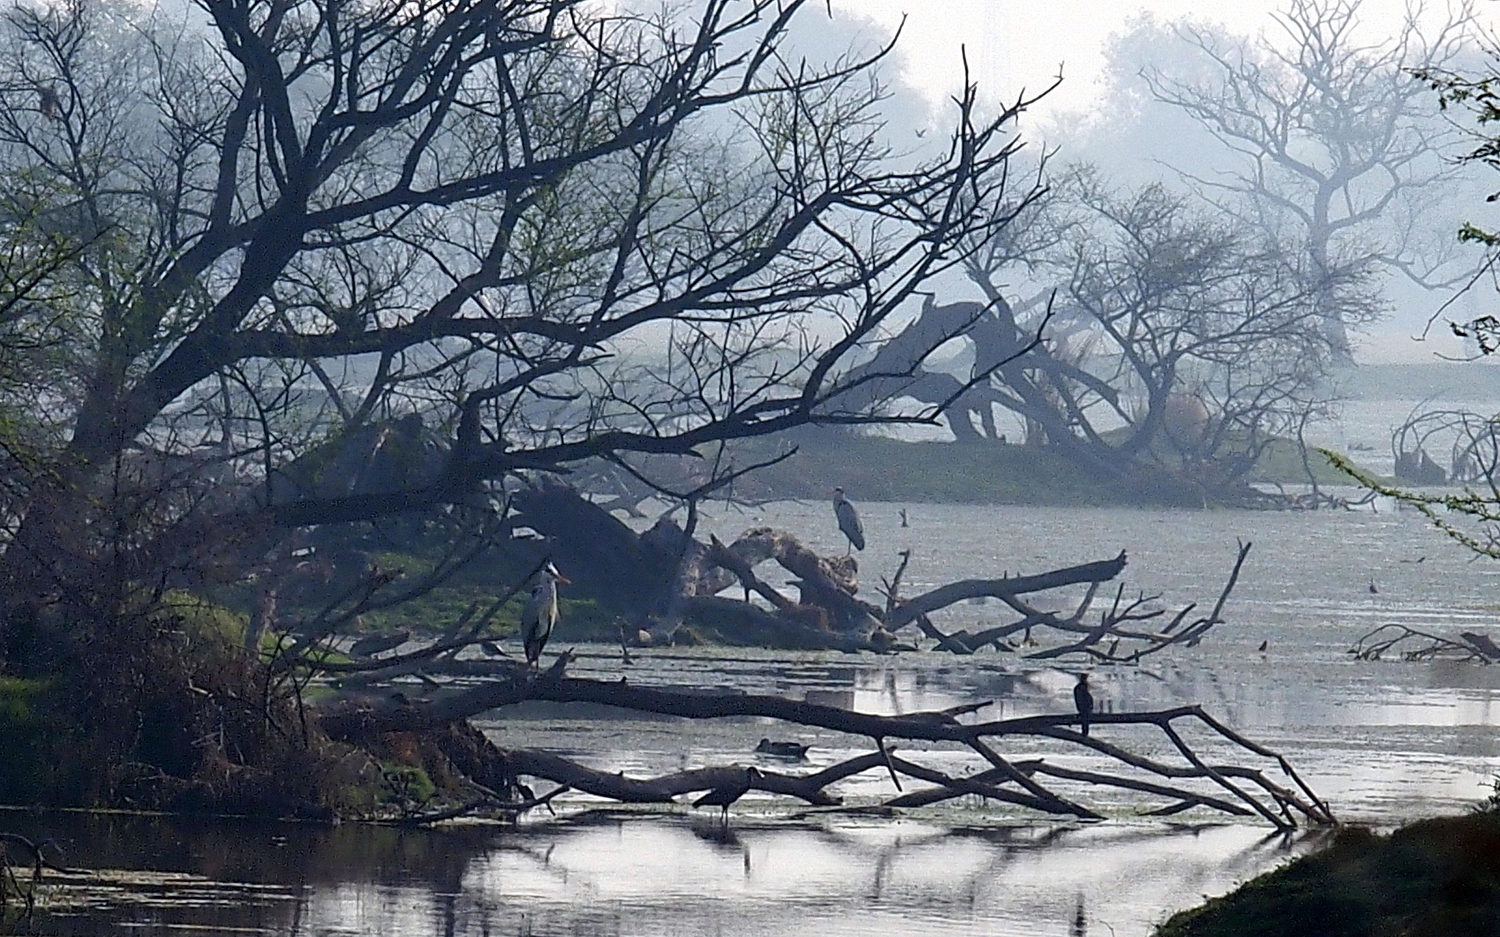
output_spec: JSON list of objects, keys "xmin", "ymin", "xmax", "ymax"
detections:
[
  {"xmin": 882, "ymin": 553, "xmax": 1128, "ymax": 630},
  {"xmin": 497, "ymin": 749, "xmax": 840, "ymax": 806}
]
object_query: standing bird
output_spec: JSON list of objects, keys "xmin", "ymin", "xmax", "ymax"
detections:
[
  {"xmin": 832, "ymin": 487, "xmax": 865, "ymax": 554},
  {"xmin": 521, "ymin": 562, "xmax": 570, "ymax": 669},
  {"xmin": 1073, "ymin": 673, "xmax": 1094, "ymax": 736},
  {"xmin": 693, "ymin": 766, "xmax": 762, "ymax": 822}
]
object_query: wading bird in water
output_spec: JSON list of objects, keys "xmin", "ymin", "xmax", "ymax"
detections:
[
  {"xmin": 521, "ymin": 562, "xmax": 570, "ymax": 668},
  {"xmin": 1073, "ymin": 673, "xmax": 1094, "ymax": 736},
  {"xmin": 694, "ymin": 766, "xmax": 761, "ymax": 822},
  {"xmin": 832, "ymin": 487, "xmax": 865, "ymax": 554}
]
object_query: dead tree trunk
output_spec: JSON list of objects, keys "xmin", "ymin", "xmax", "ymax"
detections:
[{"xmin": 315, "ymin": 665, "xmax": 1333, "ymax": 831}]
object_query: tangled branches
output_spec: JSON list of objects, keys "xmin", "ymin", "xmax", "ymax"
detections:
[{"xmin": 317, "ymin": 664, "xmax": 1335, "ymax": 832}]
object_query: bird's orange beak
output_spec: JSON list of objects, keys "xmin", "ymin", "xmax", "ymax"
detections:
[{"xmin": 555, "ymin": 574, "xmax": 571, "ymax": 585}]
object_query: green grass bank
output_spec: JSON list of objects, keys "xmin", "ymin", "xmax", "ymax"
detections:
[
  {"xmin": 733, "ymin": 429, "xmax": 1354, "ymax": 506},
  {"xmin": 1156, "ymin": 813, "xmax": 1500, "ymax": 937}
]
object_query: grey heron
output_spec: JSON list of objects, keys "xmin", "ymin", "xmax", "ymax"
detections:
[
  {"xmin": 693, "ymin": 766, "xmax": 761, "ymax": 821},
  {"xmin": 832, "ymin": 487, "xmax": 865, "ymax": 554},
  {"xmin": 521, "ymin": 562, "xmax": 570, "ymax": 668},
  {"xmin": 1073, "ymin": 673, "xmax": 1094, "ymax": 736}
]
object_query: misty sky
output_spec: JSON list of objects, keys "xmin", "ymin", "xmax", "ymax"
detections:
[
  {"xmin": 836, "ymin": 0, "xmax": 1472, "ymax": 119},
  {"xmin": 829, "ymin": 0, "xmax": 1497, "ymax": 363}
]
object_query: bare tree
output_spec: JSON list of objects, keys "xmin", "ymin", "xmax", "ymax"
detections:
[
  {"xmin": 1134, "ymin": 0, "xmax": 1473, "ymax": 356},
  {"xmin": 1421, "ymin": 38, "xmax": 1500, "ymax": 350},
  {"xmin": 952, "ymin": 170, "xmax": 1345, "ymax": 504},
  {"xmin": 0, "ymin": 0, "xmax": 1069, "ymax": 813},
  {"xmin": 0, "ymin": 0, "xmax": 1045, "ymax": 614}
]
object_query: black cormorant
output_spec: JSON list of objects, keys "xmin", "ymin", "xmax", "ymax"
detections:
[
  {"xmin": 1073, "ymin": 673, "xmax": 1094, "ymax": 737},
  {"xmin": 694, "ymin": 766, "xmax": 762, "ymax": 821}
]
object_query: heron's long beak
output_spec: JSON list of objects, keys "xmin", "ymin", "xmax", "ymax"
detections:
[{"xmin": 554, "ymin": 574, "xmax": 571, "ymax": 585}]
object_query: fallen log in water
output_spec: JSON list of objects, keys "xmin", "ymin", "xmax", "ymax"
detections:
[
  {"xmin": 1351, "ymin": 623, "xmax": 1500, "ymax": 663},
  {"xmin": 316, "ymin": 665, "xmax": 1334, "ymax": 831},
  {"xmin": 309, "ymin": 483, "xmax": 1254, "ymax": 661}
]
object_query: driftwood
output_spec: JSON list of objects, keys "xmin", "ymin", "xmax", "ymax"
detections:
[
  {"xmin": 335, "ymin": 481, "xmax": 1252, "ymax": 662},
  {"xmin": 893, "ymin": 542, "xmax": 1252, "ymax": 664},
  {"xmin": 274, "ymin": 484, "xmax": 1286, "ymax": 830},
  {"xmin": 1351, "ymin": 624, "xmax": 1500, "ymax": 663},
  {"xmin": 315, "ymin": 665, "xmax": 1333, "ymax": 831}
]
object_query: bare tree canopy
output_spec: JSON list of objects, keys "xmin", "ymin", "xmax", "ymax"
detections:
[
  {"xmin": 0, "ymin": 0, "xmax": 1049, "ymax": 609},
  {"xmin": 1129, "ymin": 0, "xmax": 1474, "ymax": 355}
]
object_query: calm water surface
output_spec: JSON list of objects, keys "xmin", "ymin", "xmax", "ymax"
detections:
[{"xmin": 18, "ymin": 500, "xmax": 1500, "ymax": 936}]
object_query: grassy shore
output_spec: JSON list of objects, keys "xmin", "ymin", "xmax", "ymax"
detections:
[
  {"xmin": 731, "ymin": 429, "xmax": 1355, "ymax": 506},
  {"xmin": 1155, "ymin": 812, "xmax": 1500, "ymax": 936}
]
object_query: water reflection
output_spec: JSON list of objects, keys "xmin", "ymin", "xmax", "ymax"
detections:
[
  {"xmin": 17, "ymin": 501, "xmax": 1500, "ymax": 935},
  {"xmin": 11, "ymin": 812, "xmax": 1325, "ymax": 937}
]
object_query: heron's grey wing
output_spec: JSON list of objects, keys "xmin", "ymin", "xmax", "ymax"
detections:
[
  {"xmin": 541, "ymin": 580, "xmax": 559, "ymax": 639},
  {"xmin": 838, "ymin": 501, "xmax": 866, "ymax": 550},
  {"xmin": 521, "ymin": 588, "xmax": 544, "ymax": 641}
]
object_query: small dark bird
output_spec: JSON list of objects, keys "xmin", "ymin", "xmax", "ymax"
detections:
[
  {"xmin": 479, "ymin": 640, "xmax": 506, "ymax": 657},
  {"xmin": 521, "ymin": 562, "xmax": 570, "ymax": 668},
  {"xmin": 1073, "ymin": 673, "xmax": 1094, "ymax": 737},
  {"xmin": 37, "ymin": 84, "xmax": 60, "ymax": 119},
  {"xmin": 694, "ymin": 766, "xmax": 761, "ymax": 822},
  {"xmin": 899, "ymin": 508, "xmax": 909, "ymax": 528},
  {"xmin": 755, "ymin": 738, "xmax": 810, "ymax": 759},
  {"xmin": 1368, "ymin": 579, "xmax": 1379, "ymax": 594},
  {"xmin": 350, "ymin": 630, "xmax": 409, "ymax": 658},
  {"xmin": 832, "ymin": 486, "xmax": 865, "ymax": 554},
  {"xmin": 1258, "ymin": 640, "xmax": 1268, "ymax": 653}
]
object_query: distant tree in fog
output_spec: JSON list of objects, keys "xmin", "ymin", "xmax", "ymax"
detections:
[
  {"xmin": 1124, "ymin": 0, "xmax": 1474, "ymax": 358},
  {"xmin": 1329, "ymin": 35, "xmax": 1500, "ymax": 557},
  {"xmin": 955, "ymin": 167, "xmax": 1350, "ymax": 504}
]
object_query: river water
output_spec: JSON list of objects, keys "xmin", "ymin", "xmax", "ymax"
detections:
[{"xmin": 14, "ymin": 498, "xmax": 1500, "ymax": 936}]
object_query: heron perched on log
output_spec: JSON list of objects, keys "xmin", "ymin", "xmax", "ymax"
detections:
[
  {"xmin": 694, "ymin": 766, "xmax": 762, "ymax": 821},
  {"xmin": 521, "ymin": 562, "xmax": 570, "ymax": 668},
  {"xmin": 832, "ymin": 487, "xmax": 865, "ymax": 554},
  {"xmin": 1073, "ymin": 673, "xmax": 1094, "ymax": 736}
]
